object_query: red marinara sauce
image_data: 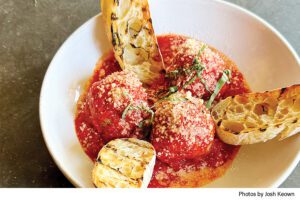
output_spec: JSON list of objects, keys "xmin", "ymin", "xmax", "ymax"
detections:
[{"xmin": 75, "ymin": 34, "xmax": 250, "ymax": 187}]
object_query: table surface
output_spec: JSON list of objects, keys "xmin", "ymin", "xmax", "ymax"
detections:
[{"xmin": 0, "ymin": 0, "xmax": 299, "ymax": 187}]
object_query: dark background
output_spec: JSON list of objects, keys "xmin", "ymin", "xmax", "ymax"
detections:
[{"xmin": 0, "ymin": 0, "xmax": 299, "ymax": 187}]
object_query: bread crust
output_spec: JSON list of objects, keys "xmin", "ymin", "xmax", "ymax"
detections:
[
  {"xmin": 212, "ymin": 84, "xmax": 300, "ymax": 145},
  {"xmin": 92, "ymin": 138, "xmax": 156, "ymax": 188},
  {"xmin": 101, "ymin": 0, "xmax": 164, "ymax": 84}
]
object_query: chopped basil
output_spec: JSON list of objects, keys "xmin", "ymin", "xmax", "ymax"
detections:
[
  {"xmin": 123, "ymin": 104, "xmax": 154, "ymax": 123},
  {"xmin": 165, "ymin": 69, "xmax": 179, "ymax": 78},
  {"xmin": 183, "ymin": 74, "xmax": 197, "ymax": 88},
  {"xmin": 122, "ymin": 101, "xmax": 133, "ymax": 119},
  {"xmin": 169, "ymin": 86, "xmax": 178, "ymax": 93},
  {"xmin": 165, "ymin": 47, "xmax": 208, "ymax": 92},
  {"xmin": 168, "ymin": 96, "xmax": 189, "ymax": 103},
  {"xmin": 121, "ymin": 91, "xmax": 133, "ymax": 120},
  {"xmin": 206, "ymin": 69, "xmax": 232, "ymax": 109},
  {"xmin": 121, "ymin": 92, "xmax": 155, "ymax": 128},
  {"xmin": 166, "ymin": 45, "xmax": 206, "ymax": 78},
  {"xmin": 159, "ymin": 46, "xmax": 211, "ymax": 103},
  {"xmin": 182, "ymin": 62, "xmax": 206, "ymax": 89},
  {"xmin": 138, "ymin": 120, "xmax": 144, "ymax": 128},
  {"xmin": 155, "ymin": 85, "xmax": 179, "ymax": 106},
  {"xmin": 199, "ymin": 44, "xmax": 207, "ymax": 56},
  {"xmin": 199, "ymin": 76, "xmax": 211, "ymax": 93},
  {"xmin": 139, "ymin": 105, "xmax": 155, "ymax": 124}
]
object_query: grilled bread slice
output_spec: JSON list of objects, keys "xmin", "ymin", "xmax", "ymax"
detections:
[
  {"xmin": 211, "ymin": 84, "xmax": 300, "ymax": 145},
  {"xmin": 275, "ymin": 85, "xmax": 300, "ymax": 140},
  {"xmin": 101, "ymin": 0, "xmax": 164, "ymax": 84},
  {"xmin": 92, "ymin": 138, "xmax": 156, "ymax": 188}
]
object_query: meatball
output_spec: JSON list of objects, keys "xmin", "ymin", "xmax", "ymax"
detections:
[
  {"xmin": 87, "ymin": 71, "xmax": 149, "ymax": 142},
  {"xmin": 151, "ymin": 92, "xmax": 215, "ymax": 164},
  {"xmin": 164, "ymin": 35, "xmax": 229, "ymax": 100}
]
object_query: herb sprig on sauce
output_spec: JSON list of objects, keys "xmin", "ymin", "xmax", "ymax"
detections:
[{"xmin": 206, "ymin": 69, "xmax": 232, "ymax": 109}]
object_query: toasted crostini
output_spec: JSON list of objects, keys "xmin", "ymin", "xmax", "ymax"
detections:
[
  {"xmin": 92, "ymin": 138, "xmax": 156, "ymax": 188},
  {"xmin": 101, "ymin": 0, "xmax": 164, "ymax": 84},
  {"xmin": 212, "ymin": 84, "xmax": 300, "ymax": 145}
]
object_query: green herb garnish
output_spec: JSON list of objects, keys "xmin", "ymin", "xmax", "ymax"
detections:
[
  {"xmin": 165, "ymin": 46, "xmax": 208, "ymax": 92},
  {"xmin": 121, "ymin": 102, "xmax": 132, "ymax": 119},
  {"xmin": 154, "ymin": 85, "xmax": 179, "ymax": 106},
  {"xmin": 122, "ymin": 103, "xmax": 154, "ymax": 123},
  {"xmin": 169, "ymin": 86, "xmax": 178, "ymax": 93},
  {"xmin": 182, "ymin": 63, "xmax": 206, "ymax": 88},
  {"xmin": 165, "ymin": 69, "xmax": 180, "ymax": 79},
  {"xmin": 168, "ymin": 96, "xmax": 189, "ymax": 103},
  {"xmin": 183, "ymin": 74, "xmax": 198, "ymax": 89},
  {"xmin": 121, "ymin": 92, "xmax": 155, "ymax": 128},
  {"xmin": 158, "ymin": 46, "xmax": 211, "ymax": 104},
  {"xmin": 199, "ymin": 76, "xmax": 211, "ymax": 93},
  {"xmin": 154, "ymin": 92, "xmax": 190, "ymax": 107},
  {"xmin": 206, "ymin": 69, "xmax": 232, "ymax": 109},
  {"xmin": 138, "ymin": 109, "xmax": 154, "ymax": 129},
  {"xmin": 166, "ymin": 45, "xmax": 207, "ymax": 78},
  {"xmin": 121, "ymin": 91, "xmax": 133, "ymax": 120},
  {"xmin": 199, "ymin": 44, "xmax": 207, "ymax": 56},
  {"xmin": 138, "ymin": 105, "xmax": 155, "ymax": 124}
]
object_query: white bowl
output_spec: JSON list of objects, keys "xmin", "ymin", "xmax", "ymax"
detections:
[{"xmin": 40, "ymin": 0, "xmax": 300, "ymax": 187}]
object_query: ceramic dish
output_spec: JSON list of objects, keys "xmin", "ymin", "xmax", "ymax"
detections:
[{"xmin": 40, "ymin": 0, "xmax": 300, "ymax": 187}]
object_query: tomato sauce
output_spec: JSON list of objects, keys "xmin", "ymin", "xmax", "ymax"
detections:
[{"xmin": 75, "ymin": 34, "xmax": 250, "ymax": 187}]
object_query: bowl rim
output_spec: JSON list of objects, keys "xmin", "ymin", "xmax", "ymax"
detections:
[{"xmin": 39, "ymin": 0, "xmax": 300, "ymax": 188}]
